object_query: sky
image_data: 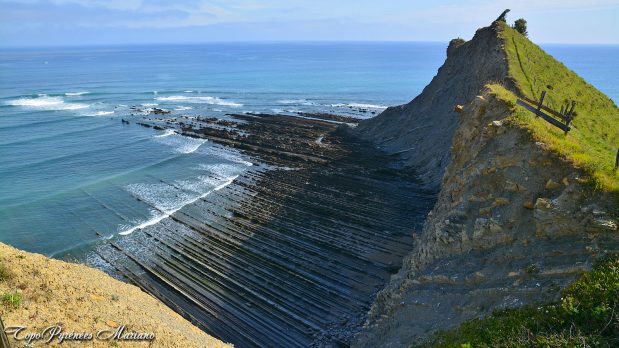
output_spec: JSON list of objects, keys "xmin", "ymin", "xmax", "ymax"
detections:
[{"xmin": 0, "ymin": 0, "xmax": 618, "ymax": 47}]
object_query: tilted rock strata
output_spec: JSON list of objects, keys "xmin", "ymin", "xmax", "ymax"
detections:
[{"xmin": 353, "ymin": 90, "xmax": 618, "ymax": 347}]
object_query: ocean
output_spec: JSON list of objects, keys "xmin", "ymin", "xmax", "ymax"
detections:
[{"xmin": 0, "ymin": 42, "xmax": 617, "ymax": 258}]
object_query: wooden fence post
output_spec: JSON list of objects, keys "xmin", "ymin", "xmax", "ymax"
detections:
[
  {"xmin": 0, "ymin": 315, "xmax": 10, "ymax": 348},
  {"xmin": 536, "ymin": 91, "xmax": 546, "ymax": 117}
]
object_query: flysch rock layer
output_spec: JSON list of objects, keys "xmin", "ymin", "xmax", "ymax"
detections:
[
  {"xmin": 352, "ymin": 17, "xmax": 619, "ymax": 346},
  {"xmin": 353, "ymin": 88, "xmax": 619, "ymax": 347}
]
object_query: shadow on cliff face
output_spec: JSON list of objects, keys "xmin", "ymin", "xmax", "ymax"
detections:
[
  {"xmin": 355, "ymin": 21, "xmax": 514, "ymax": 190},
  {"xmin": 92, "ymin": 113, "xmax": 437, "ymax": 347}
]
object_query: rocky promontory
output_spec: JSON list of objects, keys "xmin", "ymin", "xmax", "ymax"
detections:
[{"xmin": 352, "ymin": 17, "xmax": 618, "ymax": 347}]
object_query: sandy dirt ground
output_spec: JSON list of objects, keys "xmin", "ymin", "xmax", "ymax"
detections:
[{"xmin": 0, "ymin": 242, "xmax": 232, "ymax": 347}]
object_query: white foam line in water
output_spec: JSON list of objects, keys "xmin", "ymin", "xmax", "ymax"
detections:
[
  {"xmin": 118, "ymin": 175, "xmax": 239, "ymax": 236},
  {"xmin": 65, "ymin": 91, "xmax": 89, "ymax": 96},
  {"xmin": 331, "ymin": 102, "xmax": 388, "ymax": 109},
  {"xmin": 152, "ymin": 132, "xmax": 206, "ymax": 153},
  {"xmin": 83, "ymin": 110, "xmax": 114, "ymax": 116},
  {"xmin": 154, "ymin": 129, "xmax": 176, "ymax": 138},
  {"xmin": 155, "ymin": 95, "xmax": 243, "ymax": 107},
  {"xmin": 278, "ymin": 99, "xmax": 315, "ymax": 106},
  {"xmin": 6, "ymin": 95, "xmax": 89, "ymax": 110},
  {"xmin": 183, "ymin": 140, "xmax": 205, "ymax": 154}
]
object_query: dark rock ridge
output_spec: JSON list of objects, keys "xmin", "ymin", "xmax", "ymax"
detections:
[
  {"xmin": 354, "ymin": 21, "xmax": 512, "ymax": 190},
  {"xmin": 93, "ymin": 112, "xmax": 437, "ymax": 347}
]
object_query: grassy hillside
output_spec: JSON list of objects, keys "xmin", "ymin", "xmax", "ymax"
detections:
[
  {"xmin": 495, "ymin": 23, "xmax": 619, "ymax": 192},
  {"xmin": 417, "ymin": 255, "xmax": 619, "ymax": 347}
]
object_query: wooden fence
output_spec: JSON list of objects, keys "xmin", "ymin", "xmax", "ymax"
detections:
[
  {"xmin": 516, "ymin": 91, "xmax": 576, "ymax": 135},
  {"xmin": 0, "ymin": 315, "xmax": 10, "ymax": 348}
]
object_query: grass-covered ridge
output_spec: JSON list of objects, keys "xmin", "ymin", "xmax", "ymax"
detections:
[
  {"xmin": 496, "ymin": 23, "xmax": 619, "ymax": 192},
  {"xmin": 417, "ymin": 255, "xmax": 619, "ymax": 347}
]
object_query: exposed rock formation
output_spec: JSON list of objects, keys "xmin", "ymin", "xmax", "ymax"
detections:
[
  {"xmin": 353, "ymin": 89, "xmax": 618, "ymax": 347},
  {"xmin": 354, "ymin": 21, "xmax": 512, "ymax": 190},
  {"xmin": 93, "ymin": 112, "xmax": 437, "ymax": 347}
]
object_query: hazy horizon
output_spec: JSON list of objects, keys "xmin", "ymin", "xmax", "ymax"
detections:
[{"xmin": 1, "ymin": 1, "xmax": 618, "ymax": 47}]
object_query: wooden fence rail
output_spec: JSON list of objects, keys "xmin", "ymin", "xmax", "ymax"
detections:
[{"xmin": 516, "ymin": 91, "xmax": 576, "ymax": 135}]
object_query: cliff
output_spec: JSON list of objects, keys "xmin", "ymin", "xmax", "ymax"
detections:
[
  {"xmin": 0, "ymin": 242, "xmax": 230, "ymax": 348},
  {"xmin": 352, "ymin": 20, "xmax": 619, "ymax": 347},
  {"xmin": 354, "ymin": 21, "xmax": 512, "ymax": 189}
]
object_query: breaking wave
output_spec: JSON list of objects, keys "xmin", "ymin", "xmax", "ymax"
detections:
[
  {"xmin": 118, "ymin": 163, "xmax": 244, "ymax": 236},
  {"xmin": 6, "ymin": 95, "xmax": 89, "ymax": 110},
  {"xmin": 155, "ymin": 95, "xmax": 243, "ymax": 107},
  {"xmin": 331, "ymin": 102, "xmax": 388, "ymax": 109},
  {"xmin": 152, "ymin": 132, "xmax": 207, "ymax": 154}
]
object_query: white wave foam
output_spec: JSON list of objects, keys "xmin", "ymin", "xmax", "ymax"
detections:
[
  {"xmin": 65, "ymin": 91, "xmax": 88, "ymax": 96},
  {"xmin": 198, "ymin": 163, "xmax": 245, "ymax": 178},
  {"xmin": 272, "ymin": 108, "xmax": 301, "ymax": 114},
  {"xmin": 119, "ymin": 174, "xmax": 239, "ymax": 236},
  {"xmin": 199, "ymin": 147, "xmax": 253, "ymax": 166},
  {"xmin": 84, "ymin": 110, "xmax": 114, "ymax": 116},
  {"xmin": 153, "ymin": 132, "xmax": 206, "ymax": 154},
  {"xmin": 154, "ymin": 129, "xmax": 176, "ymax": 138},
  {"xmin": 331, "ymin": 102, "xmax": 388, "ymax": 109},
  {"xmin": 278, "ymin": 99, "xmax": 315, "ymax": 106},
  {"xmin": 142, "ymin": 103, "xmax": 158, "ymax": 107},
  {"xmin": 184, "ymin": 90, "xmax": 194, "ymax": 93},
  {"xmin": 6, "ymin": 95, "xmax": 89, "ymax": 110},
  {"xmin": 155, "ymin": 95, "xmax": 243, "ymax": 107},
  {"xmin": 175, "ymin": 106, "xmax": 193, "ymax": 111}
]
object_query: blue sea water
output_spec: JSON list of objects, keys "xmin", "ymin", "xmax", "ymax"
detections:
[{"xmin": 0, "ymin": 42, "xmax": 617, "ymax": 258}]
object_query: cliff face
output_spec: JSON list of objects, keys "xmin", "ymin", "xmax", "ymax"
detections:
[
  {"xmin": 0, "ymin": 243, "xmax": 229, "ymax": 348},
  {"xmin": 354, "ymin": 21, "xmax": 511, "ymax": 189},
  {"xmin": 352, "ymin": 20, "xmax": 619, "ymax": 347},
  {"xmin": 353, "ymin": 89, "xmax": 619, "ymax": 347}
]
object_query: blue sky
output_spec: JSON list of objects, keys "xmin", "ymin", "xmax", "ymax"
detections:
[{"xmin": 1, "ymin": 0, "xmax": 618, "ymax": 47}]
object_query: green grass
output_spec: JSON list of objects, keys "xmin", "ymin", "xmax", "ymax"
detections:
[
  {"xmin": 495, "ymin": 23, "xmax": 619, "ymax": 192},
  {"xmin": 417, "ymin": 255, "xmax": 619, "ymax": 347},
  {"xmin": 1, "ymin": 291, "xmax": 22, "ymax": 310}
]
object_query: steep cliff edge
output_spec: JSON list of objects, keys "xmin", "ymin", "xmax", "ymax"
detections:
[
  {"xmin": 353, "ymin": 20, "xmax": 619, "ymax": 347},
  {"xmin": 354, "ymin": 21, "xmax": 512, "ymax": 189},
  {"xmin": 0, "ymin": 243, "xmax": 230, "ymax": 347}
]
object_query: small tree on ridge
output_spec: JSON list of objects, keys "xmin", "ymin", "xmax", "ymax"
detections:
[{"xmin": 514, "ymin": 18, "xmax": 528, "ymax": 36}]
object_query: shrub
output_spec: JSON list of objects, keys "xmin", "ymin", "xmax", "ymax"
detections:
[
  {"xmin": 513, "ymin": 18, "xmax": 528, "ymax": 36},
  {"xmin": 1, "ymin": 291, "xmax": 22, "ymax": 309}
]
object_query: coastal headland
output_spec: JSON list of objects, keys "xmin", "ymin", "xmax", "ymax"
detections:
[{"xmin": 1, "ymin": 14, "xmax": 617, "ymax": 348}]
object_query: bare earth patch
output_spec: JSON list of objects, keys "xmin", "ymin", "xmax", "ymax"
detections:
[{"xmin": 0, "ymin": 242, "xmax": 231, "ymax": 348}]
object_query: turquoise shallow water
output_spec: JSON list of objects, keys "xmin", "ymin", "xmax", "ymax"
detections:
[{"xmin": 0, "ymin": 42, "xmax": 617, "ymax": 257}]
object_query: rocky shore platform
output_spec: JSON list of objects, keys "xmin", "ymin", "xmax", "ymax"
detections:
[{"xmin": 94, "ymin": 111, "xmax": 437, "ymax": 347}]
